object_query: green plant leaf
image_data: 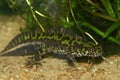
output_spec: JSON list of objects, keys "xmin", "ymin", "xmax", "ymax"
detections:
[
  {"xmin": 103, "ymin": 21, "xmax": 120, "ymax": 38},
  {"xmin": 81, "ymin": 21, "xmax": 120, "ymax": 45},
  {"xmin": 101, "ymin": 0, "xmax": 116, "ymax": 17}
]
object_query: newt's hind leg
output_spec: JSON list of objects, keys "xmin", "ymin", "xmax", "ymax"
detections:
[{"xmin": 26, "ymin": 48, "xmax": 47, "ymax": 67}]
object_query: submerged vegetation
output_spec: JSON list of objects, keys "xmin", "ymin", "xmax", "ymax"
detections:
[{"xmin": 1, "ymin": 0, "xmax": 120, "ymax": 46}]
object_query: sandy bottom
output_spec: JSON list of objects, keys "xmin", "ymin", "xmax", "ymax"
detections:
[{"xmin": 0, "ymin": 15, "xmax": 120, "ymax": 80}]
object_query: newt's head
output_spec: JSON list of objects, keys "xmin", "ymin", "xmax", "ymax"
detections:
[
  {"xmin": 80, "ymin": 42, "xmax": 103, "ymax": 57},
  {"xmin": 72, "ymin": 42, "xmax": 103, "ymax": 57}
]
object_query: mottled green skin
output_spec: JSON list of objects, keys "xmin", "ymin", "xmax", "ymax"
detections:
[{"xmin": 0, "ymin": 28, "xmax": 103, "ymax": 62}]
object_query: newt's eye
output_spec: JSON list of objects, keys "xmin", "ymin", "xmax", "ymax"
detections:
[
  {"xmin": 88, "ymin": 48, "xmax": 93, "ymax": 53},
  {"xmin": 90, "ymin": 49, "xmax": 93, "ymax": 53}
]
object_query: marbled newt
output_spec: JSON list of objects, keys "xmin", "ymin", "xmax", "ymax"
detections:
[{"xmin": 0, "ymin": 28, "xmax": 103, "ymax": 64}]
